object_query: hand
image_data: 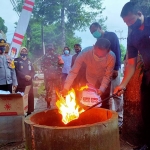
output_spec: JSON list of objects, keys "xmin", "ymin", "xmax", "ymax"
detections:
[
  {"xmin": 12, "ymin": 85, "xmax": 17, "ymax": 93},
  {"xmin": 114, "ymin": 85, "xmax": 126, "ymax": 96},
  {"xmin": 25, "ymin": 75, "xmax": 31, "ymax": 81},
  {"xmin": 58, "ymin": 55, "xmax": 64, "ymax": 64},
  {"xmin": 60, "ymin": 89, "xmax": 68, "ymax": 97},
  {"xmin": 112, "ymin": 70, "xmax": 118, "ymax": 80},
  {"xmin": 97, "ymin": 89, "xmax": 103, "ymax": 96}
]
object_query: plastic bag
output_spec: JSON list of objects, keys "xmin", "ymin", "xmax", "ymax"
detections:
[{"xmin": 80, "ymin": 84, "xmax": 102, "ymax": 107}]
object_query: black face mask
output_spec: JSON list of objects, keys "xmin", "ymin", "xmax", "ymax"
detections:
[
  {"xmin": 75, "ymin": 49, "xmax": 81, "ymax": 54},
  {"xmin": 129, "ymin": 18, "xmax": 142, "ymax": 30},
  {"xmin": 0, "ymin": 47, "xmax": 5, "ymax": 54},
  {"xmin": 20, "ymin": 53, "xmax": 27, "ymax": 58}
]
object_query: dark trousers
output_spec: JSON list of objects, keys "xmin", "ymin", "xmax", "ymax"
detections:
[
  {"xmin": 0, "ymin": 84, "xmax": 12, "ymax": 93},
  {"xmin": 141, "ymin": 72, "xmax": 150, "ymax": 147}
]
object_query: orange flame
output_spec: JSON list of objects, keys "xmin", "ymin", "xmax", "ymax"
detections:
[
  {"xmin": 56, "ymin": 89, "xmax": 85, "ymax": 124},
  {"xmin": 79, "ymin": 85, "xmax": 88, "ymax": 91}
]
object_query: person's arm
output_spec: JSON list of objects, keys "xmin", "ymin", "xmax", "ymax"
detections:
[
  {"xmin": 71, "ymin": 55, "xmax": 76, "ymax": 67},
  {"xmin": 63, "ymin": 53, "xmax": 85, "ymax": 91},
  {"xmin": 11, "ymin": 69, "xmax": 18, "ymax": 86},
  {"xmin": 110, "ymin": 33, "xmax": 121, "ymax": 79},
  {"xmin": 114, "ymin": 57, "xmax": 137, "ymax": 94},
  {"xmin": 111, "ymin": 33, "xmax": 121, "ymax": 71},
  {"xmin": 58, "ymin": 55, "xmax": 64, "ymax": 67}
]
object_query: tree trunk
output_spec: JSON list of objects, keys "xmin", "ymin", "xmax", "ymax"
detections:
[
  {"xmin": 61, "ymin": 0, "xmax": 66, "ymax": 49},
  {"xmin": 121, "ymin": 0, "xmax": 150, "ymax": 146}
]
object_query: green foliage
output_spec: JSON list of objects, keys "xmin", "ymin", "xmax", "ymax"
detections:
[
  {"xmin": 14, "ymin": 0, "xmax": 106, "ymax": 59},
  {"xmin": 32, "ymin": 0, "xmax": 106, "ymax": 30},
  {"xmin": 120, "ymin": 44, "xmax": 126, "ymax": 63},
  {"xmin": 0, "ymin": 17, "xmax": 7, "ymax": 33}
]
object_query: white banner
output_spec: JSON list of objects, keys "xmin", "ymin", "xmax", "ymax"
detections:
[{"xmin": 8, "ymin": 0, "xmax": 35, "ymax": 59}]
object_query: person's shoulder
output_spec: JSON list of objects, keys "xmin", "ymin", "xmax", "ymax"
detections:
[
  {"xmin": 61, "ymin": 54, "xmax": 64, "ymax": 57},
  {"xmin": 104, "ymin": 31, "xmax": 118, "ymax": 41},
  {"xmin": 41, "ymin": 54, "xmax": 48, "ymax": 61},
  {"xmin": 73, "ymin": 53, "xmax": 78, "ymax": 57},
  {"xmin": 82, "ymin": 46, "xmax": 93, "ymax": 51},
  {"xmin": 14, "ymin": 57, "xmax": 19, "ymax": 61},
  {"xmin": 105, "ymin": 31, "xmax": 117, "ymax": 36}
]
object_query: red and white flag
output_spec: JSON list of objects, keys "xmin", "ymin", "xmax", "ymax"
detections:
[{"xmin": 8, "ymin": 0, "xmax": 35, "ymax": 59}]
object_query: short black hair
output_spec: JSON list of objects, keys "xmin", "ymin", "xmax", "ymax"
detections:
[
  {"xmin": 64, "ymin": 46, "xmax": 70, "ymax": 51},
  {"xmin": 74, "ymin": 44, "xmax": 81, "ymax": 48},
  {"xmin": 95, "ymin": 38, "xmax": 111, "ymax": 50},
  {"xmin": 89, "ymin": 22, "xmax": 101, "ymax": 30},
  {"xmin": 120, "ymin": 2, "xmax": 142, "ymax": 18}
]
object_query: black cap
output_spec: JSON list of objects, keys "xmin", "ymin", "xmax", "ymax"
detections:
[
  {"xmin": 95, "ymin": 38, "xmax": 111, "ymax": 50},
  {"xmin": 0, "ymin": 39, "xmax": 6, "ymax": 47}
]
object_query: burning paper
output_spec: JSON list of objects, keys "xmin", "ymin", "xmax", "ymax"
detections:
[
  {"xmin": 56, "ymin": 89, "xmax": 84, "ymax": 124},
  {"xmin": 79, "ymin": 85, "xmax": 88, "ymax": 91}
]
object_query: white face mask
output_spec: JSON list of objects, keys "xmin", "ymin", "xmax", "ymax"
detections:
[{"xmin": 64, "ymin": 50, "xmax": 69, "ymax": 55}]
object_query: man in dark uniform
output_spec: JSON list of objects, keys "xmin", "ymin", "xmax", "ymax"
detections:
[
  {"xmin": 14, "ymin": 47, "xmax": 35, "ymax": 116},
  {"xmin": 41, "ymin": 44, "xmax": 64, "ymax": 108},
  {"xmin": 115, "ymin": 2, "xmax": 150, "ymax": 150}
]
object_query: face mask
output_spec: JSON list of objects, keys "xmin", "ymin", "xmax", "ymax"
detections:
[
  {"xmin": 129, "ymin": 18, "xmax": 142, "ymax": 30},
  {"xmin": 0, "ymin": 47, "xmax": 5, "ymax": 54},
  {"xmin": 75, "ymin": 49, "xmax": 81, "ymax": 54},
  {"xmin": 92, "ymin": 30, "xmax": 101, "ymax": 39},
  {"xmin": 20, "ymin": 53, "xmax": 27, "ymax": 58},
  {"xmin": 64, "ymin": 50, "xmax": 69, "ymax": 55}
]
